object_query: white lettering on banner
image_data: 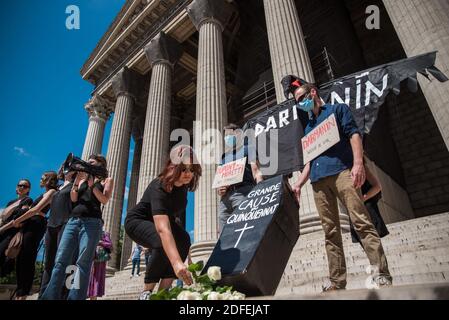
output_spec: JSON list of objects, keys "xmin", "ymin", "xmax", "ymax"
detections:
[
  {"xmin": 330, "ymin": 73, "xmax": 389, "ymax": 109},
  {"xmin": 212, "ymin": 157, "xmax": 247, "ymax": 189},
  {"xmin": 301, "ymin": 114, "xmax": 341, "ymax": 164},
  {"xmin": 254, "ymin": 104, "xmax": 299, "ymax": 138}
]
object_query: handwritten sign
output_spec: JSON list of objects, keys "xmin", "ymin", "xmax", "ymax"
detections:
[
  {"xmin": 212, "ymin": 157, "xmax": 247, "ymax": 189},
  {"xmin": 301, "ymin": 113, "xmax": 340, "ymax": 164}
]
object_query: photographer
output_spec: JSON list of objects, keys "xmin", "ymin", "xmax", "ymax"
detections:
[
  {"xmin": 0, "ymin": 179, "xmax": 33, "ymax": 277},
  {"xmin": 41, "ymin": 155, "xmax": 113, "ymax": 300}
]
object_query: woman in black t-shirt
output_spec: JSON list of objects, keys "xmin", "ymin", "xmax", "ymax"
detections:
[
  {"xmin": 125, "ymin": 145, "xmax": 202, "ymax": 300},
  {"xmin": 41, "ymin": 154, "xmax": 113, "ymax": 301},
  {"xmin": 0, "ymin": 179, "xmax": 33, "ymax": 277},
  {"xmin": 12, "ymin": 171, "xmax": 59, "ymax": 300}
]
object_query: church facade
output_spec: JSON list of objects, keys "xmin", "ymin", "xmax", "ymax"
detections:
[{"xmin": 80, "ymin": 0, "xmax": 449, "ymax": 275}]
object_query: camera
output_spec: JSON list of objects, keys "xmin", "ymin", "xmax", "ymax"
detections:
[{"xmin": 63, "ymin": 153, "xmax": 108, "ymax": 179}]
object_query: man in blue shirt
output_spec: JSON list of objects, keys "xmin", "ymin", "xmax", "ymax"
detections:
[
  {"xmin": 217, "ymin": 124, "xmax": 263, "ymax": 232},
  {"xmin": 291, "ymin": 81, "xmax": 392, "ymax": 292}
]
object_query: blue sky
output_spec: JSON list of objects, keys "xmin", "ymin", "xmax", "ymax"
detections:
[{"xmin": 0, "ymin": 1, "xmax": 195, "ymax": 258}]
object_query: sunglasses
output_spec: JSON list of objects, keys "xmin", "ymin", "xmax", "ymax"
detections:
[
  {"xmin": 17, "ymin": 184, "xmax": 30, "ymax": 189},
  {"xmin": 182, "ymin": 166, "xmax": 194, "ymax": 173}
]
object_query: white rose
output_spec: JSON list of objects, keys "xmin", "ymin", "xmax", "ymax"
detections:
[
  {"xmin": 232, "ymin": 291, "xmax": 246, "ymax": 300},
  {"xmin": 177, "ymin": 291, "xmax": 192, "ymax": 300},
  {"xmin": 207, "ymin": 266, "xmax": 222, "ymax": 281},
  {"xmin": 190, "ymin": 292, "xmax": 203, "ymax": 300},
  {"xmin": 207, "ymin": 292, "xmax": 223, "ymax": 300},
  {"xmin": 221, "ymin": 292, "xmax": 234, "ymax": 300},
  {"xmin": 177, "ymin": 291, "xmax": 202, "ymax": 300}
]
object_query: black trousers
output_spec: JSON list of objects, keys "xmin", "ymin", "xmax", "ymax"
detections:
[
  {"xmin": 125, "ymin": 217, "xmax": 191, "ymax": 284},
  {"xmin": 38, "ymin": 224, "xmax": 66, "ymax": 297},
  {"xmin": 0, "ymin": 228, "xmax": 19, "ymax": 277},
  {"xmin": 16, "ymin": 217, "xmax": 46, "ymax": 297}
]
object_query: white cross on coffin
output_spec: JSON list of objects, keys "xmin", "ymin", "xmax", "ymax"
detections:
[{"xmin": 233, "ymin": 223, "xmax": 255, "ymax": 248}]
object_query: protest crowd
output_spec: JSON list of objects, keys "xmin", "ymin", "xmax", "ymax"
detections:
[{"xmin": 0, "ymin": 77, "xmax": 393, "ymax": 300}]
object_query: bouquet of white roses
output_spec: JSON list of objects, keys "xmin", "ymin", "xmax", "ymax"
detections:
[{"xmin": 149, "ymin": 261, "xmax": 246, "ymax": 300}]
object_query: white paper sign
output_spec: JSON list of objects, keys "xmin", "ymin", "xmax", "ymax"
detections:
[
  {"xmin": 301, "ymin": 114, "xmax": 340, "ymax": 164},
  {"xmin": 212, "ymin": 157, "xmax": 247, "ymax": 189}
]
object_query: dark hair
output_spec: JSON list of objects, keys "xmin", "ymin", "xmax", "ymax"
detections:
[
  {"xmin": 223, "ymin": 123, "xmax": 240, "ymax": 131},
  {"xmin": 89, "ymin": 154, "xmax": 109, "ymax": 178},
  {"xmin": 42, "ymin": 171, "xmax": 58, "ymax": 190},
  {"xmin": 57, "ymin": 163, "xmax": 76, "ymax": 182},
  {"xmin": 158, "ymin": 145, "xmax": 202, "ymax": 193},
  {"xmin": 18, "ymin": 179, "xmax": 31, "ymax": 196}
]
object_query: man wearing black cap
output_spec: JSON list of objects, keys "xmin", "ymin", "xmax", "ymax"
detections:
[{"xmin": 289, "ymin": 79, "xmax": 392, "ymax": 292}]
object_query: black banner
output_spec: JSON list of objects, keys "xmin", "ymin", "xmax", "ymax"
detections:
[{"xmin": 244, "ymin": 51, "xmax": 448, "ymax": 176}]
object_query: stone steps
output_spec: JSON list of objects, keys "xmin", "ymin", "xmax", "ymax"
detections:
[{"xmin": 99, "ymin": 213, "xmax": 449, "ymax": 300}]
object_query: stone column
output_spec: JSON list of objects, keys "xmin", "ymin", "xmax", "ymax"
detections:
[
  {"xmin": 263, "ymin": 0, "xmax": 349, "ymax": 234},
  {"xmin": 120, "ymin": 118, "xmax": 144, "ymax": 270},
  {"xmin": 187, "ymin": 0, "xmax": 233, "ymax": 261},
  {"xmin": 137, "ymin": 32, "xmax": 182, "ymax": 200},
  {"xmin": 81, "ymin": 95, "xmax": 112, "ymax": 160},
  {"xmin": 383, "ymin": 0, "xmax": 449, "ymax": 150},
  {"xmin": 263, "ymin": 0, "xmax": 314, "ymax": 103},
  {"xmin": 103, "ymin": 67, "xmax": 143, "ymax": 271}
]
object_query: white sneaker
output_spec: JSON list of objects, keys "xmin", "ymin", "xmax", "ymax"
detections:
[{"xmin": 138, "ymin": 291, "xmax": 152, "ymax": 300}]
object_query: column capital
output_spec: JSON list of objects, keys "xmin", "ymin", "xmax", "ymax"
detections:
[
  {"xmin": 144, "ymin": 32, "xmax": 182, "ymax": 67},
  {"xmin": 111, "ymin": 67, "xmax": 145, "ymax": 100},
  {"xmin": 187, "ymin": 0, "xmax": 234, "ymax": 32},
  {"xmin": 84, "ymin": 94, "xmax": 113, "ymax": 122}
]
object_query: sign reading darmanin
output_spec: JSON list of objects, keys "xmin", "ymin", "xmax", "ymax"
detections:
[{"xmin": 301, "ymin": 114, "xmax": 340, "ymax": 164}]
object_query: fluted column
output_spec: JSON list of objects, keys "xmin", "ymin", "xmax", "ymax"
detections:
[
  {"xmin": 120, "ymin": 121, "xmax": 144, "ymax": 270},
  {"xmin": 187, "ymin": 0, "xmax": 233, "ymax": 260},
  {"xmin": 263, "ymin": 0, "xmax": 314, "ymax": 103},
  {"xmin": 137, "ymin": 32, "xmax": 182, "ymax": 200},
  {"xmin": 103, "ymin": 67, "xmax": 143, "ymax": 271},
  {"xmin": 81, "ymin": 95, "xmax": 112, "ymax": 160},
  {"xmin": 383, "ymin": 0, "xmax": 449, "ymax": 150},
  {"xmin": 264, "ymin": 0, "xmax": 349, "ymax": 234}
]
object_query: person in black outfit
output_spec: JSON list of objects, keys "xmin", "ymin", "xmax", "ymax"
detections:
[
  {"xmin": 0, "ymin": 179, "xmax": 33, "ymax": 277},
  {"xmin": 12, "ymin": 172, "xmax": 58, "ymax": 300},
  {"xmin": 38, "ymin": 166, "xmax": 76, "ymax": 297},
  {"xmin": 349, "ymin": 165, "xmax": 389, "ymax": 246},
  {"xmin": 125, "ymin": 145, "xmax": 202, "ymax": 300},
  {"xmin": 40, "ymin": 154, "xmax": 113, "ymax": 301}
]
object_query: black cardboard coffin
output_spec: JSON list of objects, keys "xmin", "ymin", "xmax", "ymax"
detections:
[{"xmin": 203, "ymin": 175, "xmax": 300, "ymax": 296}]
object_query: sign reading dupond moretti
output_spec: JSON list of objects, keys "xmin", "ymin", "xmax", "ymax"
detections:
[
  {"xmin": 203, "ymin": 175, "xmax": 300, "ymax": 296},
  {"xmin": 212, "ymin": 157, "xmax": 247, "ymax": 189}
]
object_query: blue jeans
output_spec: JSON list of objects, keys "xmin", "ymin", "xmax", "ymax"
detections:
[
  {"xmin": 131, "ymin": 259, "xmax": 140, "ymax": 275},
  {"xmin": 40, "ymin": 217, "xmax": 102, "ymax": 300}
]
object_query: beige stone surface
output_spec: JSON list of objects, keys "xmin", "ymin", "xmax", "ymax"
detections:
[{"xmin": 383, "ymin": 0, "xmax": 449, "ymax": 150}]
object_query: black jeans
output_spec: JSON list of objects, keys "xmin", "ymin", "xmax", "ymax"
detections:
[
  {"xmin": 125, "ymin": 217, "xmax": 191, "ymax": 284},
  {"xmin": 16, "ymin": 217, "xmax": 46, "ymax": 297},
  {"xmin": 38, "ymin": 224, "xmax": 66, "ymax": 297}
]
